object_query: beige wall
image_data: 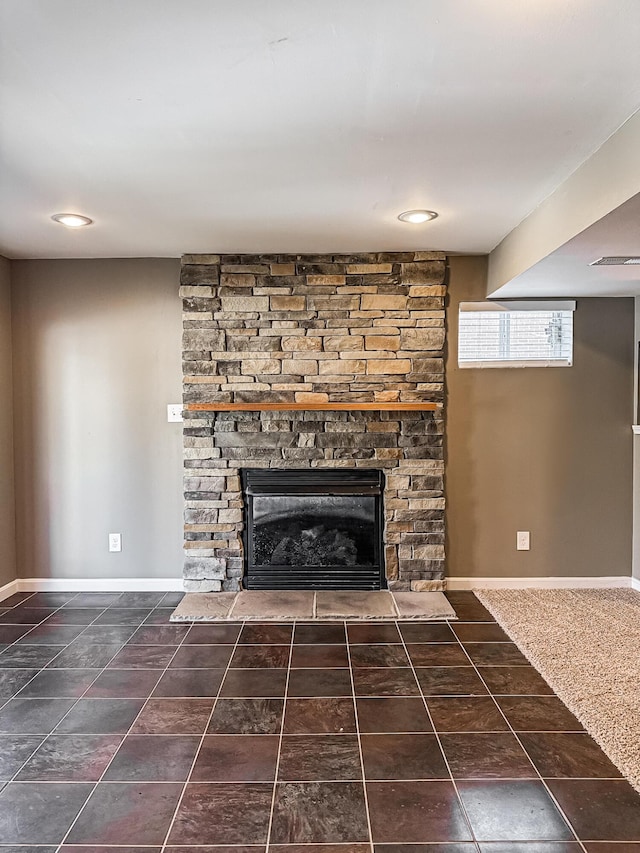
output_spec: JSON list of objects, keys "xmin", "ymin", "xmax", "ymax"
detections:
[
  {"xmin": 11, "ymin": 258, "xmax": 183, "ymax": 580},
  {"xmin": 0, "ymin": 256, "xmax": 16, "ymax": 587},
  {"xmin": 447, "ymin": 255, "xmax": 634, "ymax": 579}
]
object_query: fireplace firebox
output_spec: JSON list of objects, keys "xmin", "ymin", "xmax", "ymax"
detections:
[{"xmin": 241, "ymin": 469, "xmax": 385, "ymax": 590}]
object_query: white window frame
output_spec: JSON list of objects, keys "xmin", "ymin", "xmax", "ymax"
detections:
[{"xmin": 458, "ymin": 300, "xmax": 576, "ymax": 369}]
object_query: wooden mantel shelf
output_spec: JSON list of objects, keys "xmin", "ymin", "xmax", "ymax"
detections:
[{"xmin": 185, "ymin": 402, "xmax": 440, "ymax": 412}]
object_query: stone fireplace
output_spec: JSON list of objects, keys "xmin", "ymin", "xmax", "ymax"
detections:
[{"xmin": 181, "ymin": 252, "xmax": 446, "ymax": 592}]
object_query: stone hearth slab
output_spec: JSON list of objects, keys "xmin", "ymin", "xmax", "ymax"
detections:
[
  {"xmin": 171, "ymin": 592, "xmax": 237, "ymax": 621},
  {"xmin": 229, "ymin": 591, "xmax": 314, "ymax": 621},
  {"xmin": 170, "ymin": 591, "xmax": 456, "ymax": 622},
  {"xmin": 393, "ymin": 591, "xmax": 456, "ymax": 620},
  {"xmin": 315, "ymin": 591, "xmax": 396, "ymax": 619}
]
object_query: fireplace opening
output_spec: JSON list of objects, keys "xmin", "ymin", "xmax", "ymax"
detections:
[{"xmin": 241, "ymin": 469, "xmax": 385, "ymax": 590}]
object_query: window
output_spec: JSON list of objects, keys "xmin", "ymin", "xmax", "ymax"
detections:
[{"xmin": 458, "ymin": 301, "xmax": 575, "ymax": 368}]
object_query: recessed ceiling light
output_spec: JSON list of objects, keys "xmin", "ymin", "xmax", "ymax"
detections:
[
  {"xmin": 397, "ymin": 209, "xmax": 438, "ymax": 224},
  {"xmin": 51, "ymin": 213, "xmax": 93, "ymax": 228}
]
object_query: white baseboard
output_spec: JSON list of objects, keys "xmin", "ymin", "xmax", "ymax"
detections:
[
  {"xmin": 447, "ymin": 576, "xmax": 633, "ymax": 590},
  {"xmin": 1, "ymin": 577, "xmax": 183, "ymax": 601},
  {"xmin": 0, "ymin": 578, "xmax": 20, "ymax": 603}
]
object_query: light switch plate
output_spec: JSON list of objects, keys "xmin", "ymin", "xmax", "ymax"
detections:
[{"xmin": 167, "ymin": 404, "xmax": 183, "ymax": 422}]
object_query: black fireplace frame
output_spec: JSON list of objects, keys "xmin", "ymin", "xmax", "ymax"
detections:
[{"xmin": 241, "ymin": 468, "xmax": 386, "ymax": 591}]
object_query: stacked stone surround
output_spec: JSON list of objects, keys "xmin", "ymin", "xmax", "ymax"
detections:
[{"xmin": 181, "ymin": 252, "xmax": 447, "ymax": 592}]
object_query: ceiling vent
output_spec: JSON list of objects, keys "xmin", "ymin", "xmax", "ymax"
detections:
[{"xmin": 590, "ymin": 256, "xmax": 640, "ymax": 266}]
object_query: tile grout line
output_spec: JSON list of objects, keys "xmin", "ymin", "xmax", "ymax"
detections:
[
  {"xmin": 159, "ymin": 618, "xmax": 247, "ymax": 851},
  {"xmin": 395, "ymin": 618, "xmax": 482, "ymax": 852},
  {"xmin": 345, "ymin": 619, "xmax": 375, "ymax": 853},
  {"xmin": 55, "ymin": 601, "xmax": 194, "ymax": 852},
  {"xmin": 451, "ymin": 612, "xmax": 589, "ymax": 853},
  {"xmin": 265, "ymin": 618, "xmax": 296, "ymax": 852}
]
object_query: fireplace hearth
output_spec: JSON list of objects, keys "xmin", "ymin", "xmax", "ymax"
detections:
[{"xmin": 242, "ymin": 469, "xmax": 385, "ymax": 590}]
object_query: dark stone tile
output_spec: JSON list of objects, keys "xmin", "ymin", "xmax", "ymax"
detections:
[
  {"xmin": 159, "ymin": 591, "xmax": 185, "ymax": 606},
  {"xmin": 44, "ymin": 608, "xmax": 105, "ymax": 625},
  {"xmin": 65, "ymin": 592, "xmax": 123, "ymax": 607},
  {"xmin": 497, "ymin": 696, "xmax": 584, "ymax": 731},
  {"xmin": 463, "ymin": 642, "xmax": 529, "ymax": 666},
  {"xmin": 458, "ymin": 779, "xmax": 574, "ymax": 841},
  {"xmin": 0, "ymin": 781, "xmax": 93, "ymax": 843},
  {"xmin": 367, "ymin": 780, "xmax": 472, "ymax": 843},
  {"xmin": 208, "ymin": 698, "xmax": 284, "ymax": 734},
  {"xmin": 548, "ymin": 779, "xmax": 640, "ymax": 840},
  {"xmin": 583, "ymin": 845, "xmax": 640, "ymax": 852},
  {"xmin": 239, "ymin": 623, "xmax": 293, "ymax": 644},
  {"xmin": 94, "ymin": 608, "xmax": 153, "ymax": 625},
  {"xmin": 288, "ymin": 668, "xmax": 352, "ymax": 697},
  {"xmin": 168, "ymin": 782, "xmax": 273, "ymax": 844},
  {"xmin": 231, "ymin": 644, "xmax": 290, "ymax": 668},
  {"xmin": 347, "ymin": 622, "xmax": 401, "ymax": 643},
  {"xmin": 86, "ymin": 668, "xmax": 160, "ymax": 697},
  {"xmin": 192, "ymin": 734, "xmax": 279, "ymax": 781},
  {"xmin": 0, "ymin": 735, "xmax": 43, "ymax": 778},
  {"xmin": 127, "ymin": 624, "xmax": 189, "ymax": 645},
  {"xmin": 284, "ymin": 697, "xmax": 356, "ymax": 734},
  {"xmin": 0, "ymin": 668, "xmax": 39, "ymax": 698},
  {"xmin": 15, "ymin": 624, "xmax": 84, "ymax": 645},
  {"xmin": 104, "ymin": 734, "xmax": 200, "ymax": 781},
  {"xmin": 66, "ymin": 781, "xmax": 183, "ymax": 845},
  {"xmin": 415, "ymin": 667, "xmax": 489, "ymax": 696},
  {"xmin": 479, "ymin": 846, "xmax": 583, "ymax": 852},
  {"xmin": 291, "ymin": 644, "xmax": 349, "ymax": 668},
  {"xmin": 479, "ymin": 666, "xmax": 553, "ymax": 695},
  {"xmin": 353, "ymin": 667, "xmax": 420, "ymax": 696},
  {"xmin": 61, "ymin": 848, "xmax": 162, "ymax": 853},
  {"xmin": 0, "ymin": 645, "xmax": 66, "ymax": 668},
  {"xmin": 399, "ymin": 623, "xmax": 456, "ymax": 643},
  {"xmin": 132, "ymin": 697, "xmax": 214, "ymax": 733},
  {"xmin": 77, "ymin": 624, "xmax": 137, "ymax": 643},
  {"xmin": 47, "ymin": 641, "xmax": 122, "ymax": 669},
  {"xmin": 220, "ymin": 668, "xmax": 288, "ymax": 697},
  {"xmin": 154, "ymin": 668, "xmax": 225, "ymax": 697},
  {"xmin": 407, "ymin": 644, "xmax": 470, "ymax": 667},
  {"xmin": 184, "ymin": 623, "xmax": 242, "ymax": 644},
  {"xmin": 0, "ymin": 698, "xmax": 75, "ymax": 733},
  {"xmin": 0, "ymin": 625, "xmax": 31, "ymax": 643},
  {"xmin": 357, "ymin": 697, "xmax": 433, "ymax": 733},
  {"xmin": 275, "ymin": 846, "xmax": 369, "ymax": 853},
  {"xmin": 0, "ymin": 592, "xmax": 35, "ymax": 607},
  {"xmin": 25, "ymin": 593, "xmax": 75, "ymax": 607},
  {"xmin": 520, "ymin": 732, "xmax": 622, "ymax": 778},
  {"xmin": 271, "ymin": 781, "xmax": 369, "ymax": 843},
  {"xmin": 170, "ymin": 644, "xmax": 233, "ymax": 668},
  {"xmin": 362, "ymin": 733, "xmax": 448, "ymax": 780},
  {"xmin": 279, "ymin": 734, "xmax": 362, "ymax": 781},
  {"xmin": 141, "ymin": 608, "xmax": 175, "ymax": 625},
  {"xmin": 107, "ymin": 645, "xmax": 175, "ymax": 668},
  {"xmin": 0, "ymin": 608, "xmax": 55, "ymax": 625},
  {"xmin": 441, "ymin": 733, "xmax": 535, "ymax": 779},
  {"xmin": 15, "ymin": 734, "xmax": 122, "ymax": 781},
  {"xmin": 427, "ymin": 696, "xmax": 510, "ymax": 732},
  {"xmin": 165, "ymin": 848, "xmax": 263, "ymax": 853},
  {"xmin": 56, "ymin": 698, "xmax": 145, "ymax": 734},
  {"xmin": 453, "ymin": 622, "xmax": 510, "ymax": 642},
  {"xmin": 444, "ymin": 593, "xmax": 494, "ymax": 622},
  {"xmin": 0, "ymin": 846, "xmax": 60, "ymax": 853},
  {"xmin": 295, "ymin": 623, "xmax": 347, "ymax": 644},
  {"xmin": 350, "ymin": 644, "xmax": 410, "ymax": 667},
  {"xmin": 115, "ymin": 592, "xmax": 165, "ymax": 607},
  {"xmin": 375, "ymin": 845, "xmax": 476, "ymax": 852},
  {"xmin": 16, "ymin": 668, "xmax": 98, "ymax": 698}
]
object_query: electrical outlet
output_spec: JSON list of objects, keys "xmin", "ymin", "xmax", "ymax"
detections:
[
  {"xmin": 516, "ymin": 531, "xmax": 530, "ymax": 551},
  {"xmin": 167, "ymin": 404, "xmax": 183, "ymax": 423},
  {"xmin": 108, "ymin": 533, "xmax": 122, "ymax": 552}
]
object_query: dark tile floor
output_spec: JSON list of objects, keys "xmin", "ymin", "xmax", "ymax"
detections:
[{"xmin": 0, "ymin": 589, "xmax": 638, "ymax": 850}]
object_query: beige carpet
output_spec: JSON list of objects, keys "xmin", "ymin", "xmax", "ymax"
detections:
[
  {"xmin": 171, "ymin": 589, "xmax": 456, "ymax": 621},
  {"xmin": 476, "ymin": 587, "xmax": 640, "ymax": 792}
]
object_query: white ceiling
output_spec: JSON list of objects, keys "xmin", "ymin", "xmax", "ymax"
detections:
[{"xmin": 1, "ymin": 0, "xmax": 640, "ymax": 259}]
